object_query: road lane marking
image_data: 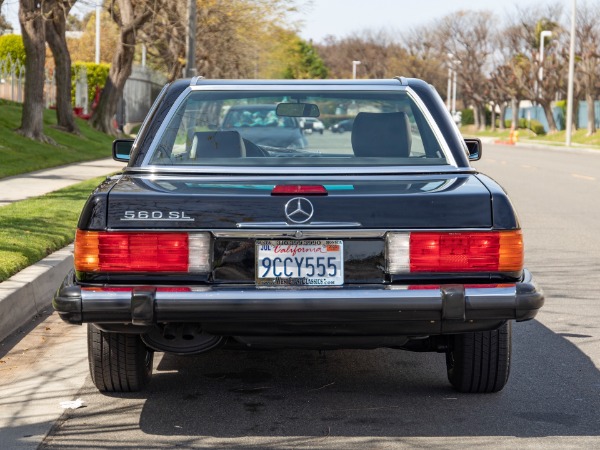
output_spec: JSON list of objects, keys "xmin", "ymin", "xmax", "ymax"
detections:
[
  {"xmin": 571, "ymin": 173, "xmax": 596, "ymax": 181},
  {"xmin": 521, "ymin": 165, "xmax": 537, "ymax": 169}
]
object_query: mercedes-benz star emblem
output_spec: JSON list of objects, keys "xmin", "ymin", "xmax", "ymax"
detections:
[{"xmin": 284, "ymin": 197, "xmax": 314, "ymax": 224}]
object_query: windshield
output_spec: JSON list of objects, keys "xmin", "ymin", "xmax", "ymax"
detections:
[{"xmin": 146, "ymin": 90, "xmax": 448, "ymax": 168}]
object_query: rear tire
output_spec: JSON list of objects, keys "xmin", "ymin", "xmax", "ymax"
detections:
[
  {"xmin": 88, "ymin": 324, "xmax": 153, "ymax": 392},
  {"xmin": 445, "ymin": 322, "xmax": 511, "ymax": 393}
]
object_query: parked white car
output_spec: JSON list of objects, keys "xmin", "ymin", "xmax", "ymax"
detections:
[{"xmin": 300, "ymin": 117, "xmax": 325, "ymax": 134}]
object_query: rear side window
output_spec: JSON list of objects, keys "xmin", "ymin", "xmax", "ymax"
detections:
[{"xmin": 146, "ymin": 90, "xmax": 447, "ymax": 168}]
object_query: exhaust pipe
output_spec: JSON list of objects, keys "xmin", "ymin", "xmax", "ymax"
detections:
[
  {"xmin": 163, "ymin": 324, "xmax": 178, "ymax": 340},
  {"xmin": 181, "ymin": 324, "xmax": 198, "ymax": 340}
]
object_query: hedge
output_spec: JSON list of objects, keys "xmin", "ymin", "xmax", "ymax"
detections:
[
  {"xmin": 518, "ymin": 118, "xmax": 546, "ymax": 135},
  {"xmin": 71, "ymin": 61, "xmax": 110, "ymax": 107},
  {"xmin": 0, "ymin": 34, "xmax": 26, "ymax": 66}
]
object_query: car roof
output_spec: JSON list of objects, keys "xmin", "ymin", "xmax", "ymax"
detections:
[{"xmin": 187, "ymin": 77, "xmax": 410, "ymax": 87}]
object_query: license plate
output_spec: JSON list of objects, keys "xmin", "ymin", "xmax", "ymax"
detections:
[{"xmin": 256, "ymin": 240, "xmax": 343, "ymax": 287}]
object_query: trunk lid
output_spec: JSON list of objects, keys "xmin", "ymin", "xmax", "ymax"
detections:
[{"xmin": 106, "ymin": 174, "xmax": 492, "ymax": 230}]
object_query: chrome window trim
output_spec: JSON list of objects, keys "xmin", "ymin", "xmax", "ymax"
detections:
[
  {"xmin": 140, "ymin": 83, "xmax": 458, "ymax": 171},
  {"xmin": 125, "ymin": 165, "xmax": 473, "ymax": 176},
  {"xmin": 405, "ymin": 86, "xmax": 457, "ymax": 167},
  {"xmin": 236, "ymin": 221, "xmax": 363, "ymax": 229},
  {"xmin": 141, "ymin": 85, "xmax": 195, "ymax": 166},
  {"xmin": 132, "ymin": 83, "xmax": 170, "ymax": 152}
]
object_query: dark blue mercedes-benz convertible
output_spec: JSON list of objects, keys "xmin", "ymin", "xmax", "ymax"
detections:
[{"xmin": 54, "ymin": 77, "xmax": 544, "ymax": 393}]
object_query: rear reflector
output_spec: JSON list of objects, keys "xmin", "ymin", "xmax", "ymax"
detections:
[
  {"xmin": 387, "ymin": 230, "xmax": 523, "ymax": 273},
  {"xmin": 271, "ymin": 185, "xmax": 328, "ymax": 195},
  {"xmin": 74, "ymin": 230, "xmax": 211, "ymax": 273}
]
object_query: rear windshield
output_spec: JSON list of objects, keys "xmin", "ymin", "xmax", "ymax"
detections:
[{"xmin": 146, "ymin": 90, "xmax": 448, "ymax": 167}]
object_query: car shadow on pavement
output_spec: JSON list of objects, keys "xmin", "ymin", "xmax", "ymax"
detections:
[{"xmin": 131, "ymin": 319, "xmax": 600, "ymax": 439}]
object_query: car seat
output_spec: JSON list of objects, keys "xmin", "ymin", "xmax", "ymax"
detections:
[{"xmin": 351, "ymin": 112, "xmax": 412, "ymax": 158}]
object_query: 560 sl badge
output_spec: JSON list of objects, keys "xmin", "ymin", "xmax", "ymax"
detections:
[{"xmin": 120, "ymin": 210, "xmax": 195, "ymax": 221}]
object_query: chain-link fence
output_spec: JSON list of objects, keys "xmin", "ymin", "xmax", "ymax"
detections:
[{"xmin": 0, "ymin": 54, "xmax": 25, "ymax": 102}]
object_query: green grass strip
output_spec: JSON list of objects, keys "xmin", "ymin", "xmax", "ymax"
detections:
[
  {"xmin": 460, "ymin": 125, "xmax": 600, "ymax": 148},
  {"xmin": 0, "ymin": 176, "xmax": 105, "ymax": 282},
  {"xmin": 0, "ymin": 100, "xmax": 114, "ymax": 179}
]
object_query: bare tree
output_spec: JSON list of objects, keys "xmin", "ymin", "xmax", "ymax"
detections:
[
  {"xmin": 573, "ymin": 2, "xmax": 600, "ymax": 135},
  {"xmin": 141, "ymin": 0, "xmax": 299, "ymax": 81},
  {"xmin": 489, "ymin": 26, "xmax": 533, "ymax": 130},
  {"xmin": 438, "ymin": 10, "xmax": 496, "ymax": 131},
  {"xmin": 44, "ymin": 0, "xmax": 78, "ymax": 133},
  {"xmin": 140, "ymin": 0, "xmax": 185, "ymax": 80},
  {"xmin": 317, "ymin": 30, "xmax": 405, "ymax": 79},
  {"xmin": 0, "ymin": 3, "xmax": 12, "ymax": 34},
  {"xmin": 18, "ymin": 0, "xmax": 51, "ymax": 142},
  {"xmin": 400, "ymin": 26, "xmax": 448, "ymax": 97},
  {"xmin": 502, "ymin": 5, "xmax": 565, "ymax": 132},
  {"xmin": 90, "ymin": 0, "xmax": 156, "ymax": 135}
]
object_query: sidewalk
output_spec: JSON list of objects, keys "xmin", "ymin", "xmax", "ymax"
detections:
[
  {"xmin": 0, "ymin": 158, "xmax": 125, "ymax": 342},
  {"xmin": 0, "ymin": 158, "xmax": 124, "ymax": 206}
]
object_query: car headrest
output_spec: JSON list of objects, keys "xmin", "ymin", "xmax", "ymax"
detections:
[
  {"xmin": 351, "ymin": 112, "xmax": 412, "ymax": 158},
  {"xmin": 190, "ymin": 131, "xmax": 246, "ymax": 159}
]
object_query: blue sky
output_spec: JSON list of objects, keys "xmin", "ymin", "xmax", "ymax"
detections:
[
  {"xmin": 295, "ymin": 0, "xmax": 570, "ymax": 42},
  {"xmin": 2, "ymin": 0, "xmax": 568, "ymax": 39}
]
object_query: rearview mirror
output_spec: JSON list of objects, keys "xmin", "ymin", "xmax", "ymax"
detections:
[
  {"xmin": 112, "ymin": 139, "xmax": 134, "ymax": 162},
  {"xmin": 464, "ymin": 138, "xmax": 482, "ymax": 161},
  {"xmin": 276, "ymin": 102, "xmax": 320, "ymax": 118}
]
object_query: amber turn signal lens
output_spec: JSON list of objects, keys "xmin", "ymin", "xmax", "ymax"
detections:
[{"xmin": 498, "ymin": 229, "xmax": 524, "ymax": 272}]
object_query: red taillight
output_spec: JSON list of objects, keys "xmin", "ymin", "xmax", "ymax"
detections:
[
  {"xmin": 409, "ymin": 231, "xmax": 523, "ymax": 272},
  {"xmin": 75, "ymin": 230, "xmax": 210, "ymax": 273},
  {"xmin": 271, "ymin": 185, "xmax": 328, "ymax": 195},
  {"xmin": 387, "ymin": 230, "xmax": 523, "ymax": 274}
]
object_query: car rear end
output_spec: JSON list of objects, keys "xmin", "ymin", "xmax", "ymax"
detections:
[{"xmin": 54, "ymin": 78, "xmax": 543, "ymax": 393}]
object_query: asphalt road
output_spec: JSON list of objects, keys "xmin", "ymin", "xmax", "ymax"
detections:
[{"xmin": 1, "ymin": 142, "xmax": 599, "ymax": 449}]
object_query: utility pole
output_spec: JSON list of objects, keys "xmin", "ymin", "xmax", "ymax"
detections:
[
  {"xmin": 95, "ymin": 2, "xmax": 101, "ymax": 64},
  {"xmin": 566, "ymin": 0, "xmax": 576, "ymax": 146},
  {"xmin": 352, "ymin": 60, "xmax": 361, "ymax": 79},
  {"xmin": 185, "ymin": 0, "xmax": 197, "ymax": 78}
]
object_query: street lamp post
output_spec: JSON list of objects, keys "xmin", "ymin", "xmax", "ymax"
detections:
[
  {"xmin": 452, "ymin": 66, "xmax": 458, "ymax": 115},
  {"xmin": 352, "ymin": 60, "xmax": 361, "ymax": 79},
  {"xmin": 185, "ymin": 0, "xmax": 197, "ymax": 78},
  {"xmin": 95, "ymin": 2, "xmax": 101, "ymax": 64},
  {"xmin": 446, "ymin": 53, "xmax": 453, "ymax": 110},
  {"xmin": 446, "ymin": 54, "xmax": 459, "ymax": 115},
  {"xmin": 447, "ymin": 66, "xmax": 452, "ymax": 110},
  {"xmin": 566, "ymin": 0, "xmax": 577, "ymax": 146}
]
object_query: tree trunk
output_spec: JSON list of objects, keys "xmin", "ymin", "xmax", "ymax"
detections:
[
  {"xmin": 499, "ymin": 102, "xmax": 507, "ymax": 130},
  {"xmin": 18, "ymin": 0, "xmax": 51, "ymax": 142},
  {"xmin": 44, "ymin": 0, "xmax": 78, "ymax": 133},
  {"xmin": 478, "ymin": 105, "xmax": 486, "ymax": 131},
  {"xmin": 511, "ymin": 98, "xmax": 519, "ymax": 129},
  {"xmin": 90, "ymin": 1, "xmax": 152, "ymax": 135},
  {"xmin": 491, "ymin": 103, "xmax": 496, "ymax": 132},
  {"xmin": 472, "ymin": 104, "xmax": 480, "ymax": 129},
  {"xmin": 90, "ymin": 39, "xmax": 136, "ymax": 135},
  {"xmin": 585, "ymin": 91, "xmax": 596, "ymax": 136},
  {"xmin": 540, "ymin": 101, "xmax": 557, "ymax": 133}
]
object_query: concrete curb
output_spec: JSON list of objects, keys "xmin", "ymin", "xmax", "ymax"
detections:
[{"xmin": 0, "ymin": 245, "xmax": 73, "ymax": 342}]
